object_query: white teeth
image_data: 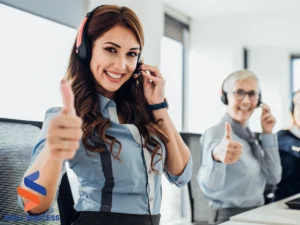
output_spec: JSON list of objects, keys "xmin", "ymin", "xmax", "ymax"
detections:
[
  {"xmin": 239, "ymin": 106, "xmax": 250, "ymax": 111},
  {"xmin": 106, "ymin": 71, "xmax": 122, "ymax": 79}
]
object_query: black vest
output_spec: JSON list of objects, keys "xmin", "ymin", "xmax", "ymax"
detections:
[{"xmin": 275, "ymin": 129, "xmax": 300, "ymax": 200}]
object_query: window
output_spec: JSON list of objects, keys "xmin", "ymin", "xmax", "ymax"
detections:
[
  {"xmin": 160, "ymin": 14, "xmax": 189, "ymax": 131},
  {"xmin": 160, "ymin": 13, "xmax": 190, "ymax": 224},
  {"xmin": 291, "ymin": 56, "xmax": 300, "ymax": 93},
  {"xmin": 0, "ymin": 3, "xmax": 76, "ymax": 121}
]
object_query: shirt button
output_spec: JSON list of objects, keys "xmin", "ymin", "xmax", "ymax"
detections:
[
  {"xmin": 148, "ymin": 169, "xmax": 152, "ymax": 174},
  {"xmin": 178, "ymin": 181, "xmax": 183, "ymax": 185},
  {"xmin": 149, "ymin": 197, "xmax": 153, "ymax": 202}
]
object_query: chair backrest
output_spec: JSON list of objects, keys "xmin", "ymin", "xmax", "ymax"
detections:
[
  {"xmin": 0, "ymin": 118, "xmax": 75, "ymax": 224},
  {"xmin": 180, "ymin": 132, "xmax": 210, "ymax": 223}
]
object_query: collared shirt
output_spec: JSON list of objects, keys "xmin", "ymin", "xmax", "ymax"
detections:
[
  {"xmin": 18, "ymin": 93, "xmax": 192, "ymax": 215},
  {"xmin": 198, "ymin": 113, "xmax": 282, "ymax": 209}
]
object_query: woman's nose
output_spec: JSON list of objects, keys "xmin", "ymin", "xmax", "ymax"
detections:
[
  {"xmin": 242, "ymin": 94, "xmax": 251, "ymax": 103},
  {"xmin": 114, "ymin": 56, "xmax": 126, "ymax": 70}
]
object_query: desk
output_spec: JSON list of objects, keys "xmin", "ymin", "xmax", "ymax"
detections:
[
  {"xmin": 220, "ymin": 222, "xmax": 267, "ymax": 225},
  {"xmin": 230, "ymin": 194, "xmax": 300, "ymax": 225}
]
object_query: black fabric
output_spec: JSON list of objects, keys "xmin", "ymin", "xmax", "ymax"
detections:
[
  {"xmin": 275, "ymin": 130, "xmax": 300, "ymax": 201},
  {"xmin": 57, "ymin": 173, "xmax": 76, "ymax": 225},
  {"xmin": 71, "ymin": 212, "xmax": 160, "ymax": 225}
]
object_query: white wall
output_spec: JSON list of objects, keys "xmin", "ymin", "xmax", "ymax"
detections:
[
  {"xmin": 248, "ymin": 47, "xmax": 294, "ymax": 131},
  {"xmin": 187, "ymin": 11, "xmax": 300, "ymax": 133}
]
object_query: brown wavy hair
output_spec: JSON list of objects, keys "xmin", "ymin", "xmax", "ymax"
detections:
[{"xmin": 64, "ymin": 5, "xmax": 168, "ymax": 173}]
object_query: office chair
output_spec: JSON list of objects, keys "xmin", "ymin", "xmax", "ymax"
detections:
[
  {"xmin": 0, "ymin": 118, "xmax": 76, "ymax": 225},
  {"xmin": 180, "ymin": 132, "xmax": 210, "ymax": 225}
]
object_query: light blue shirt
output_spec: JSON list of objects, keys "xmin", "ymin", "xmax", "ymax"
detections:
[
  {"xmin": 18, "ymin": 93, "xmax": 192, "ymax": 215},
  {"xmin": 198, "ymin": 114, "xmax": 282, "ymax": 209}
]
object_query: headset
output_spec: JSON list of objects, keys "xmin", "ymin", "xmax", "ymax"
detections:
[
  {"xmin": 291, "ymin": 90, "xmax": 300, "ymax": 114},
  {"xmin": 76, "ymin": 5, "xmax": 152, "ymax": 224},
  {"xmin": 75, "ymin": 5, "xmax": 142, "ymax": 76},
  {"xmin": 220, "ymin": 77, "xmax": 262, "ymax": 107},
  {"xmin": 291, "ymin": 100, "xmax": 295, "ymax": 115}
]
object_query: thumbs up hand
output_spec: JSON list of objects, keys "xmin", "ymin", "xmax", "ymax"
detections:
[
  {"xmin": 60, "ymin": 79, "xmax": 76, "ymax": 116},
  {"xmin": 45, "ymin": 80, "xmax": 83, "ymax": 161},
  {"xmin": 212, "ymin": 122, "xmax": 243, "ymax": 164}
]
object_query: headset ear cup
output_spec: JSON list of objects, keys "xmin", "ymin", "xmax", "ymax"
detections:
[
  {"xmin": 291, "ymin": 102, "xmax": 294, "ymax": 115},
  {"xmin": 221, "ymin": 92, "xmax": 228, "ymax": 105},
  {"xmin": 132, "ymin": 54, "xmax": 142, "ymax": 77},
  {"xmin": 76, "ymin": 5, "xmax": 106, "ymax": 65},
  {"xmin": 257, "ymin": 93, "xmax": 262, "ymax": 107},
  {"xmin": 77, "ymin": 37, "xmax": 91, "ymax": 63}
]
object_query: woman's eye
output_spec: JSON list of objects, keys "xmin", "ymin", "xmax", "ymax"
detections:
[
  {"xmin": 105, "ymin": 47, "xmax": 117, "ymax": 53},
  {"xmin": 127, "ymin": 52, "xmax": 138, "ymax": 57}
]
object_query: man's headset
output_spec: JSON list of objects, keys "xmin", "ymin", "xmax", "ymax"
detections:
[
  {"xmin": 75, "ymin": 5, "xmax": 142, "ymax": 75},
  {"xmin": 291, "ymin": 99, "xmax": 295, "ymax": 115},
  {"xmin": 290, "ymin": 90, "xmax": 300, "ymax": 114},
  {"xmin": 220, "ymin": 78, "xmax": 262, "ymax": 107}
]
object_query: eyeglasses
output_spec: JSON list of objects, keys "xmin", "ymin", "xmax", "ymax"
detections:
[{"xmin": 232, "ymin": 89, "xmax": 259, "ymax": 101}]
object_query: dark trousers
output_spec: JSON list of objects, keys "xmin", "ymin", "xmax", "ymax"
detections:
[{"xmin": 71, "ymin": 211, "xmax": 160, "ymax": 225}]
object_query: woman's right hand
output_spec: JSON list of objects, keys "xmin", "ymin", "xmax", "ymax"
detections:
[
  {"xmin": 45, "ymin": 80, "xmax": 83, "ymax": 161},
  {"xmin": 212, "ymin": 122, "xmax": 243, "ymax": 164}
]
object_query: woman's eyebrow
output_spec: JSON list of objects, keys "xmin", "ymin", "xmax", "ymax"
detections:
[{"xmin": 104, "ymin": 42, "xmax": 140, "ymax": 51}]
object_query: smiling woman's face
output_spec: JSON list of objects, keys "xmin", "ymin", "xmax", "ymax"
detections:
[
  {"xmin": 90, "ymin": 25, "xmax": 140, "ymax": 99},
  {"xmin": 227, "ymin": 78, "xmax": 259, "ymax": 126}
]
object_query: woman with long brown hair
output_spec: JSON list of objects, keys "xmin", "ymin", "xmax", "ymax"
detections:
[{"xmin": 18, "ymin": 5, "xmax": 192, "ymax": 225}]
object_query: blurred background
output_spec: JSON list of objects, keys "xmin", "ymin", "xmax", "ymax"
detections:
[{"xmin": 0, "ymin": 0, "xmax": 299, "ymax": 224}]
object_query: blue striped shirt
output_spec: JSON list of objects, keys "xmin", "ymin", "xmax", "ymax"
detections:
[{"xmin": 18, "ymin": 93, "xmax": 192, "ymax": 215}]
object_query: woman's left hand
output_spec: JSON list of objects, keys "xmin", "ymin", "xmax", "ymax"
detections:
[
  {"xmin": 261, "ymin": 104, "xmax": 276, "ymax": 133},
  {"xmin": 139, "ymin": 64, "xmax": 166, "ymax": 105}
]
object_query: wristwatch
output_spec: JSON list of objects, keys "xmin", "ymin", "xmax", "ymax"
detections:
[{"xmin": 148, "ymin": 98, "xmax": 169, "ymax": 111}]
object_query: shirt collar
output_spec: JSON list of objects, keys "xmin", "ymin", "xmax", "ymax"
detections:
[
  {"xmin": 290, "ymin": 125, "xmax": 300, "ymax": 139},
  {"xmin": 220, "ymin": 113, "xmax": 254, "ymax": 141},
  {"xmin": 97, "ymin": 93, "xmax": 117, "ymax": 114}
]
